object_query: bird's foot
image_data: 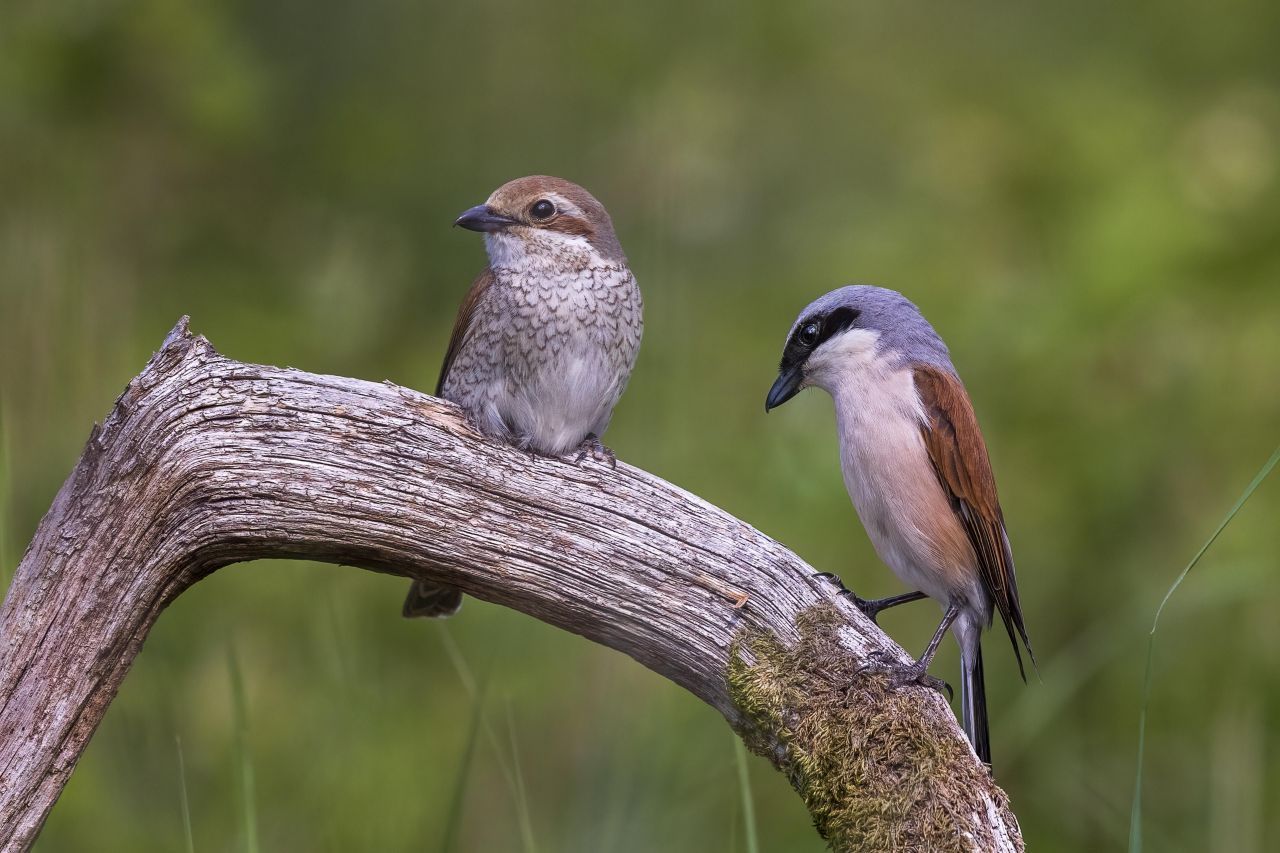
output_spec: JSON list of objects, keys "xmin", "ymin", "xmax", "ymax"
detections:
[
  {"xmin": 861, "ymin": 651, "xmax": 953, "ymax": 701},
  {"xmin": 573, "ymin": 433, "xmax": 617, "ymax": 468},
  {"xmin": 849, "ymin": 593, "xmax": 887, "ymax": 625},
  {"xmin": 812, "ymin": 572, "xmax": 884, "ymax": 625},
  {"xmin": 813, "ymin": 570, "xmax": 847, "ymax": 591}
]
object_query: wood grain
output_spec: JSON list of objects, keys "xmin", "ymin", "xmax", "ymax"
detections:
[{"xmin": 0, "ymin": 318, "xmax": 1022, "ymax": 852}]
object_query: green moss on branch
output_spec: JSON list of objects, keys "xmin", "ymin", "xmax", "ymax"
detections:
[{"xmin": 728, "ymin": 604, "xmax": 1021, "ymax": 852}]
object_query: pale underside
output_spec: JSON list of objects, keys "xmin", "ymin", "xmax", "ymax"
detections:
[
  {"xmin": 804, "ymin": 328, "xmax": 991, "ymax": 644},
  {"xmin": 443, "ymin": 230, "xmax": 643, "ymax": 457}
]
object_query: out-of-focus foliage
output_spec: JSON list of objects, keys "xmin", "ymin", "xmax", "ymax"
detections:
[{"xmin": 2, "ymin": 1, "xmax": 1279, "ymax": 850}]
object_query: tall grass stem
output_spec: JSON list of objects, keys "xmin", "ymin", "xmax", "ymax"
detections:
[{"xmin": 1128, "ymin": 444, "xmax": 1280, "ymax": 853}]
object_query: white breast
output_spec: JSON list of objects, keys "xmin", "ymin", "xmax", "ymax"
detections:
[{"xmin": 443, "ymin": 260, "xmax": 643, "ymax": 457}]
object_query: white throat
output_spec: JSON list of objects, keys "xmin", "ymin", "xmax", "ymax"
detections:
[
  {"xmin": 485, "ymin": 229, "xmax": 600, "ymax": 272},
  {"xmin": 803, "ymin": 328, "xmax": 886, "ymax": 394},
  {"xmin": 805, "ymin": 331, "xmax": 924, "ymax": 434}
]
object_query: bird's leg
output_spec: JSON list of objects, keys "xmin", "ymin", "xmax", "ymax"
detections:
[
  {"xmin": 852, "ymin": 590, "xmax": 929, "ymax": 625},
  {"xmin": 812, "ymin": 573, "xmax": 927, "ymax": 625},
  {"xmin": 573, "ymin": 433, "xmax": 617, "ymax": 468},
  {"xmin": 862, "ymin": 603, "xmax": 961, "ymax": 700}
]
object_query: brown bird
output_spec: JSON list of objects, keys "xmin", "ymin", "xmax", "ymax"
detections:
[
  {"xmin": 765, "ymin": 285, "xmax": 1034, "ymax": 763},
  {"xmin": 404, "ymin": 176, "xmax": 643, "ymax": 618}
]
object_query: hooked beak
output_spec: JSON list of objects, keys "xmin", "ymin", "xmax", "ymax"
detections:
[
  {"xmin": 765, "ymin": 365, "xmax": 804, "ymax": 412},
  {"xmin": 454, "ymin": 204, "xmax": 519, "ymax": 233}
]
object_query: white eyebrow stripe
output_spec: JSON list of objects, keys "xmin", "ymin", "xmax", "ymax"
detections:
[{"xmin": 545, "ymin": 193, "xmax": 581, "ymax": 217}]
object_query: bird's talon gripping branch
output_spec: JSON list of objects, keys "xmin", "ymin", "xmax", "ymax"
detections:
[
  {"xmin": 811, "ymin": 572, "xmax": 928, "ymax": 627},
  {"xmin": 892, "ymin": 663, "xmax": 954, "ymax": 701},
  {"xmin": 573, "ymin": 433, "xmax": 616, "ymax": 468},
  {"xmin": 813, "ymin": 570, "xmax": 852, "ymax": 597},
  {"xmin": 860, "ymin": 656, "xmax": 955, "ymax": 701},
  {"xmin": 829, "ymin": 587, "xmax": 887, "ymax": 625},
  {"xmin": 850, "ymin": 594, "xmax": 881, "ymax": 625},
  {"xmin": 855, "ymin": 590, "xmax": 930, "ymax": 625}
]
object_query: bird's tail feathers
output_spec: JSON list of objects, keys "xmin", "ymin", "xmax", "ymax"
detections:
[
  {"xmin": 402, "ymin": 580, "xmax": 463, "ymax": 619},
  {"xmin": 961, "ymin": 642, "xmax": 991, "ymax": 765}
]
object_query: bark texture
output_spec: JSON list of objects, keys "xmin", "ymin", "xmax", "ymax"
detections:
[{"xmin": 0, "ymin": 318, "xmax": 1023, "ymax": 851}]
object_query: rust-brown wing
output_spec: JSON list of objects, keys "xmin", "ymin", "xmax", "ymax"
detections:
[
  {"xmin": 914, "ymin": 364, "xmax": 1035, "ymax": 679},
  {"xmin": 436, "ymin": 267, "xmax": 495, "ymax": 396}
]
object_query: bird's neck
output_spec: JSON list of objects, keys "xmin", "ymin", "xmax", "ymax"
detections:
[
  {"xmin": 485, "ymin": 231, "xmax": 617, "ymax": 275},
  {"xmin": 823, "ymin": 353, "xmax": 926, "ymax": 444}
]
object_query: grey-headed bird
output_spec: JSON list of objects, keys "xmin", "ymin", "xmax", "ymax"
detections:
[
  {"xmin": 764, "ymin": 285, "xmax": 1033, "ymax": 763},
  {"xmin": 404, "ymin": 176, "xmax": 643, "ymax": 618}
]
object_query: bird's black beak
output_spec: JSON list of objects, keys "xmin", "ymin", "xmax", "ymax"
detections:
[
  {"xmin": 765, "ymin": 366, "xmax": 804, "ymax": 412},
  {"xmin": 454, "ymin": 204, "xmax": 519, "ymax": 233}
]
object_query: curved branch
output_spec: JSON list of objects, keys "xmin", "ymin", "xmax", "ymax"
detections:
[{"xmin": 0, "ymin": 318, "xmax": 1022, "ymax": 851}]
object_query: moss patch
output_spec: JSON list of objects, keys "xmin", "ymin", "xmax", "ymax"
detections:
[{"xmin": 728, "ymin": 604, "xmax": 1019, "ymax": 851}]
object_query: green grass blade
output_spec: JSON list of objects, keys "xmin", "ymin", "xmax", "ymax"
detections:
[
  {"xmin": 436, "ymin": 625, "xmax": 538, "ymax": 853},
  {"xmin": 504, "ymin": 700, "xmax": 538, "ymax": 853},
  {"xmin": 227, "ymin": 646, "xmax": 259, "ymax": 853},
  {"xmin": 733, "ymin": 736, "xmax": 759, "ymax": 853},
  {"xmin": 440, "ymin": 675, "xmax": 488, "ymax": 853},
  {"xmin": 175, "ymin": 736, "xmax": 195, "ymax": 853},
  {"xmin": 1128, "ymin": 444, "xmax": 1280, "ymax": 853},
  {"xmin": 436, "ymin": 624, "xmax": 477, "ymax": 697}
]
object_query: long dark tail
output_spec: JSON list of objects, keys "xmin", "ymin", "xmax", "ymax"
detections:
[{"xmin": 961, "ymin": 642, "xmax": 991, "ymax": 764}]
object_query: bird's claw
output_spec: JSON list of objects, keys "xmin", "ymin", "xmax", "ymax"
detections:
[
  {"xmin": 850, "ymin": 594, "xmax": 884, "ymax": 625},
  {"xmin": 861, "ymin": 653, "xmax": 953, "ymax": 701},
  {"xmin": 573, "ymin": 433, "xmax": 617, "ymax": 468},
  {"xmin": 906, "ymin": 670, "xmax": 954, "ymax": 701},
  {"xmin": 812, "ymin": 572, "xmax": 881, "ymax": 624}
]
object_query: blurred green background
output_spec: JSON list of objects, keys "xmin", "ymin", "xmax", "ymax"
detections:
[{"xmin": 3, "ymin": 1, "xmax": 1279, "ymax": 850}]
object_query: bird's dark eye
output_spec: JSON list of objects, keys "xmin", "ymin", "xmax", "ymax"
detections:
[
  {"xmin": 530, "ymin": 199, "xmax": 556, "ymax": 220},
  {"xmin": 798, "ymin": 322, "xmax": 821, "ymax": 347}
]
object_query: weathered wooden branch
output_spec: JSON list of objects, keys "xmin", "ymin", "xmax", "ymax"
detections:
[{"xmin": 0, "ymin": 318, "xmax": 1022, "ymax": 851}]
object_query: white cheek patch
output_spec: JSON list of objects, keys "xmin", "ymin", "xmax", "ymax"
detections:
[{"xmin": 803, "ymin": 328, "xmax": 883, "ymax": 386}]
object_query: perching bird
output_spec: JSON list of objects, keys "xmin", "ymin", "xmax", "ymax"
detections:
[
  {"xmin": 403, "ymin": 175, "xmax": 643, "ymax": 618},
  {"xmin": 764, "ymin": 285, "xmax": 1033, "ymax": 763}
]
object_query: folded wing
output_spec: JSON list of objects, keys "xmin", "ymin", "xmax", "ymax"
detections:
[{"xmin": 914, "ymin": 364, "xmax": 1036, "ymax": 679}]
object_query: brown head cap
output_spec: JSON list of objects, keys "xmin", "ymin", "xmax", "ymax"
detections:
[{"xmin": 469, "ymin": 175, "xmax": 625, "ymax": 263}]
